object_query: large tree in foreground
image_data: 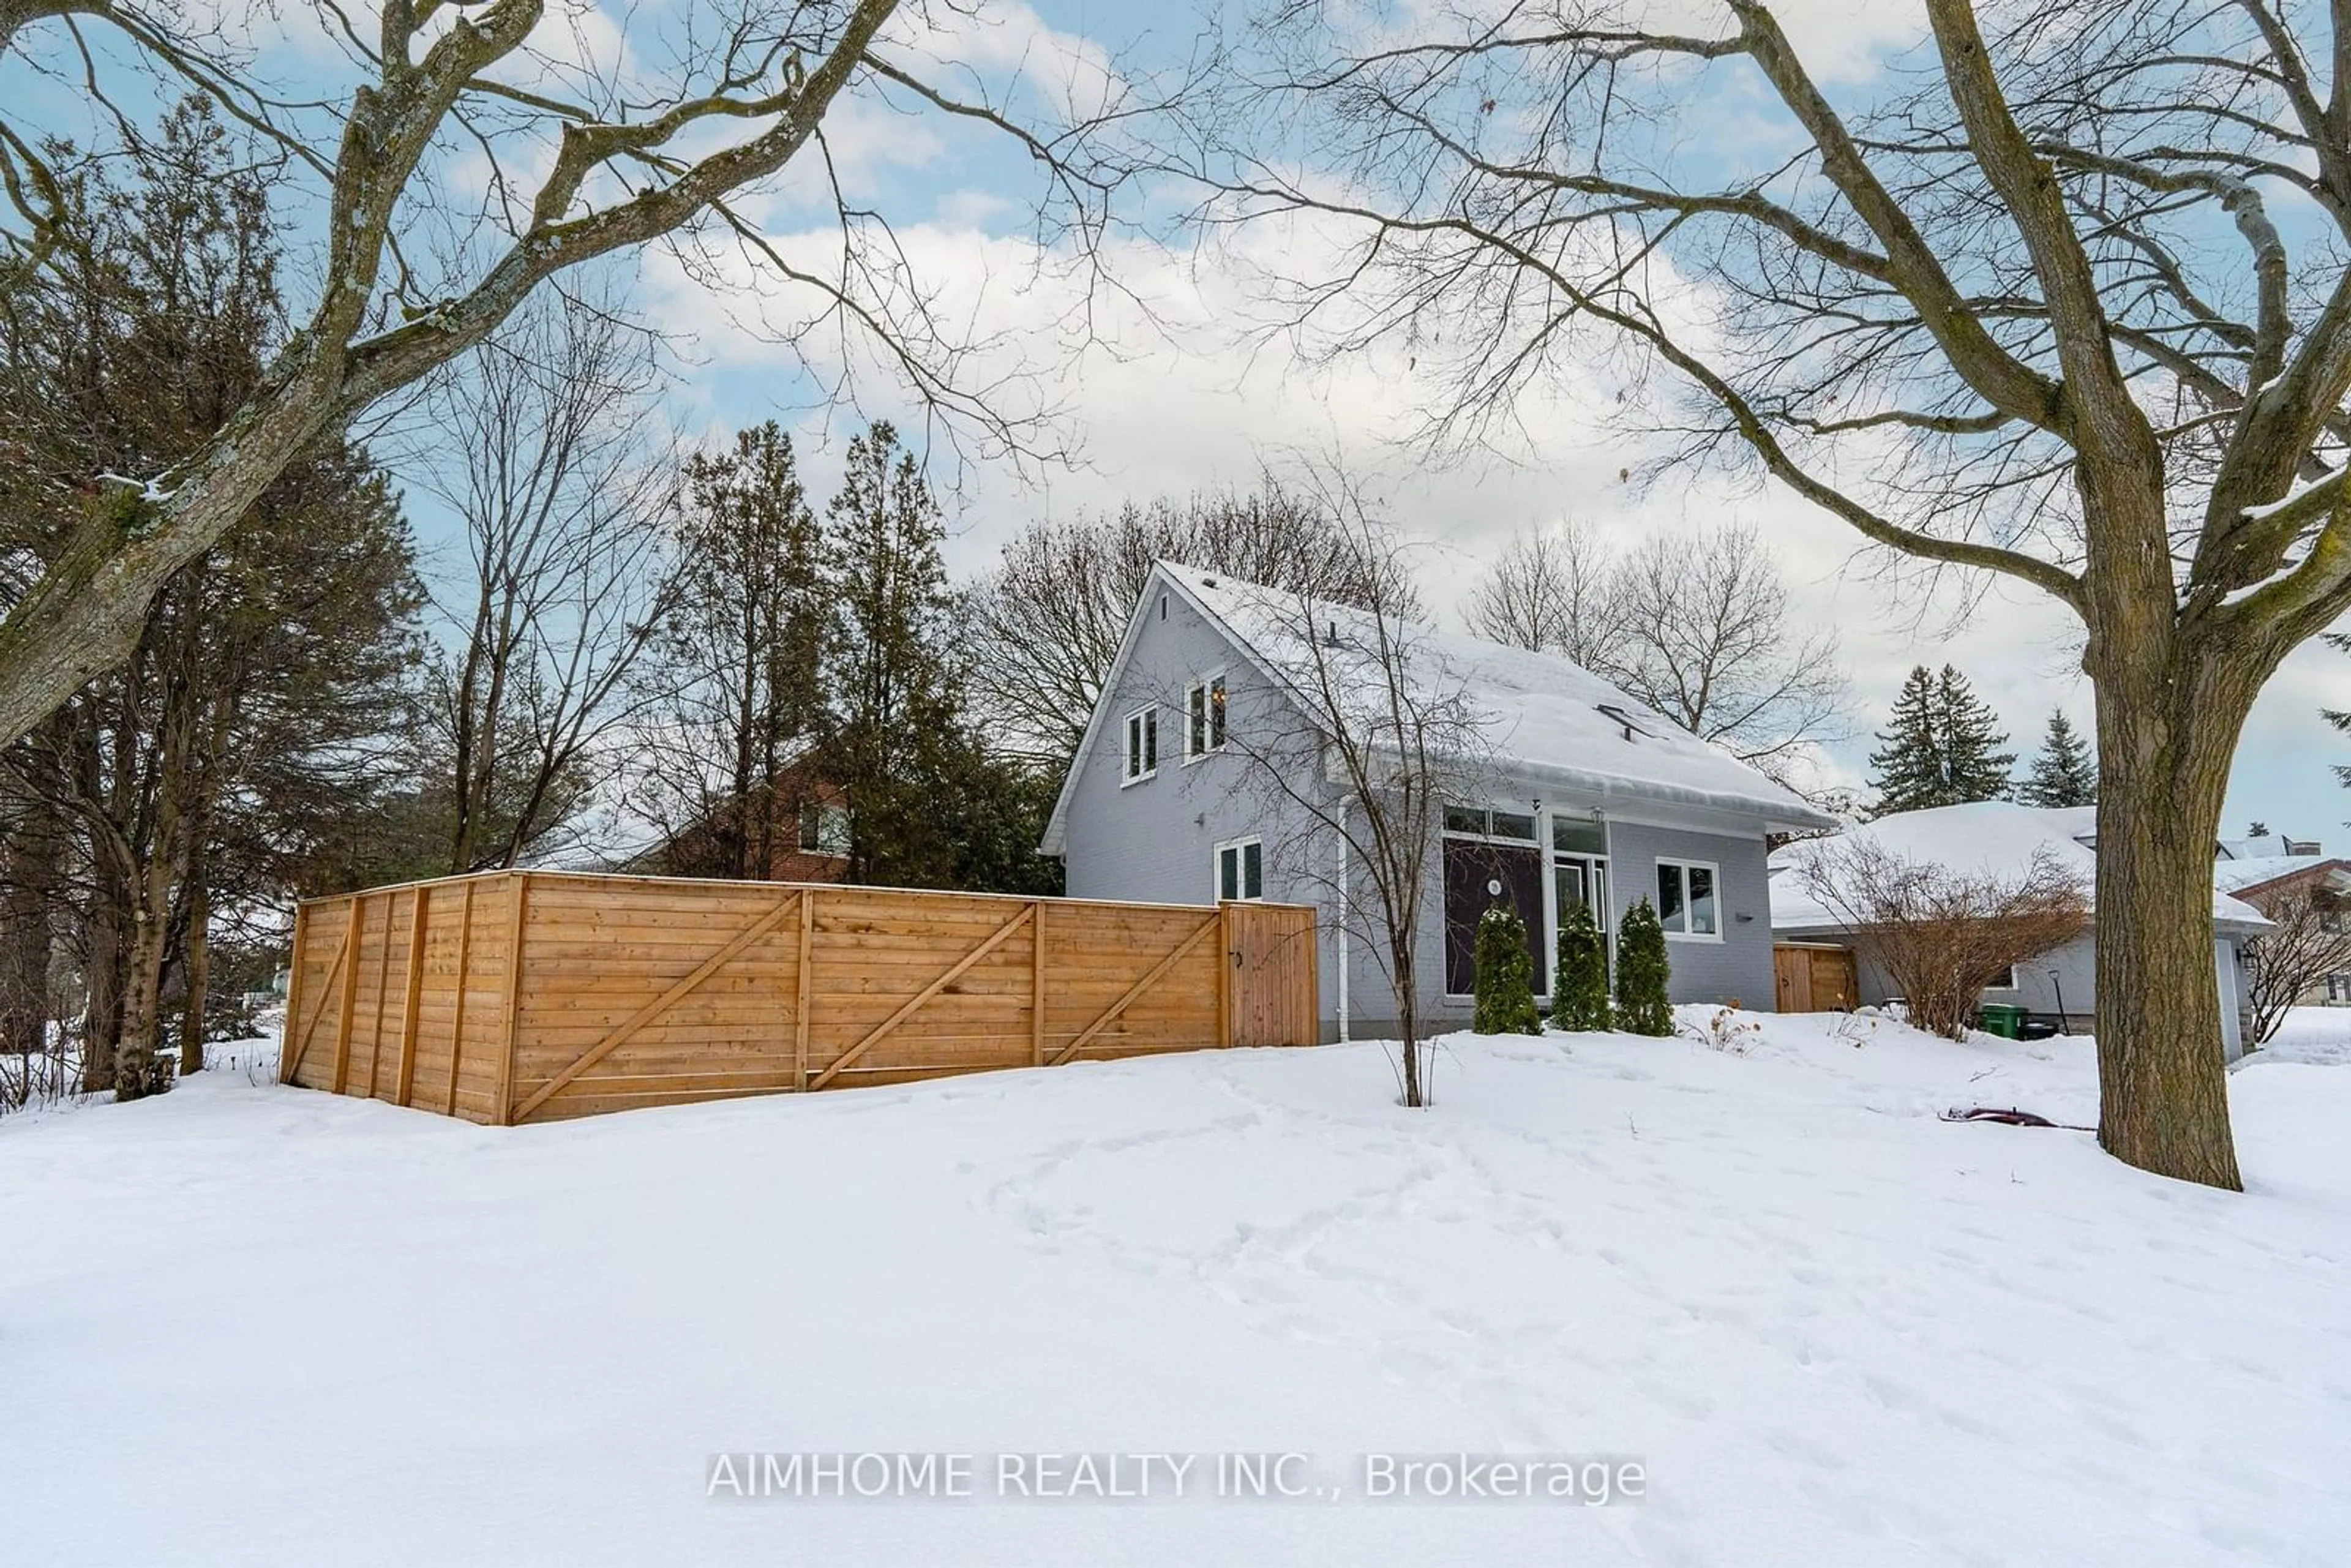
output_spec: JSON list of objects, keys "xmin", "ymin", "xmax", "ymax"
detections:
[
  {"xmin": 0, "ymin": 0, "xmax": 1119, "ymax": 746},
  {"xmin": 1190, "ymin": 0, "xmax": 2351, "ymax": 1187}
]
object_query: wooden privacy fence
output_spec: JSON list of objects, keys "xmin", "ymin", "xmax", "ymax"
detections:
[
  {"xmin": 1774, "ymin": 942, "xmax": 1860, "ymax": 1013},
  {"xmin": 279, "ymin": 872, "xmax": 1318, "ymax": 1125}
]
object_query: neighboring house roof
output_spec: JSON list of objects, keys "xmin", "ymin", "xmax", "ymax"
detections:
[
  {"xmin": 2221, "ymin": 831, "xmax": 2323, "ymax": 859},
  {"xmin": 2214, "ymin": 854, "xmax": 2351, "ymax": 900},
  {"xmin": 1768, "ymin": 801, "xmax": 2272, "ymax": 934},
  {"xmin": 1040, "ymin": 560, "xmax": 1839, "ymax": 855}
]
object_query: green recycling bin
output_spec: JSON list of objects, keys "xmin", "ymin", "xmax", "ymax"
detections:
[{"xmin": 1977, "ymin": 1003, "xmax": 2025, "ymax": 1038}]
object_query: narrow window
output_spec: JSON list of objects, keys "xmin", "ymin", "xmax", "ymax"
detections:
[
  {"xmin": 1215, "ymin": 837, "xmax": 1264, "ymax": 901},
  {"xmin": 1123, "ymin": 705, "xmax": 1159, "ymax": 784},
  {"xmin": 1184, "ymin": 672, "xmax": 1228, "ymax": 760}
]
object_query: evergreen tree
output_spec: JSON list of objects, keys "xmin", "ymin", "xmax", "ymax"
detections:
[
  {"xmin": 1938, "ymin": 664, "xmax": 2015, "ymax": 802},
  {"xmin": 1613, "ymin": 897, "xmax": 1673, "ymax": 1035},
  {"xmin": 1552, "ymin": 899, "xmax": 1611, "ymax": 1032},
  {"xmin": 822, "ymin": 420, "xmax": 970, "ymax": 887},
  {"xmin": 652, "ymin": 421, "xmax": 827, "ymax": 879},
  {"xmin": 1866, "ymin": 663, "xmax": 2014, "ymax": 812},
  {"xmin": 1867, "ymin": 666, "xmax": 1944, "ymax": 814},
  {"xmin": 1471, "ymin": 902, "xmax": 1542, "ymax": 1035},
  {"xmin": 2018, "ymin": 709, "xmax": 2098, "ymax": 808},
  {"xmin": 0, "ymin": 100, "xmax": 428, "ymax": 1089}
]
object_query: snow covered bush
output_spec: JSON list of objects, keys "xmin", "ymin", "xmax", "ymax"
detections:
[
  {"xmin": 1614, "ymin": 897, "xmax": 1673, "ymax": 1036},
  {"xmin": 1472, "ymin": 903, "xmax": 1541, "ymax": 1035},
  {"xmin": 1553, "ymin": 899, "xmax": 1611, "ymax": 1031}
]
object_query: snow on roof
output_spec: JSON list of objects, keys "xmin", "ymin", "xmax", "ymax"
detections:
[
  {"xmin": 1768, "ymin": 801, "xmax": 2272, "ymax": 932},
  {"xmin": 1158, "ymin": 561, "xmax": 1837, "ymax": 831},
  {"xmin": 2221, "ymin": 832, "xmax": 2321, "ymax": 860},
  {"xmin": 2033, "ymin": 804, "xmax": 2099, "ymax": 844},
  {"xmin": 2213, "ymin": 854, "xmax": 2351, "ymax": 897}
]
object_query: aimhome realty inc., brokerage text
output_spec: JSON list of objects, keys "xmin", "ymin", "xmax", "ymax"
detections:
[{"xmin": 706, "ymin": 1452, "xmax": 1648, "ymax": 1505}]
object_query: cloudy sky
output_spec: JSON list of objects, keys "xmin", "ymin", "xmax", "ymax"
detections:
[
  {"xmin": 609, "ymin": 0, "xmax": 2344, "ymax": 837},
  {"xmin": 21, "ymin": 0, "xmax": 2345, "ymax": 838}
]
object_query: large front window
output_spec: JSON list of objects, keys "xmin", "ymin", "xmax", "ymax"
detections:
[{"xmin": 1442, "ymin": 807, "xmax": 1544, "ymax": 996}]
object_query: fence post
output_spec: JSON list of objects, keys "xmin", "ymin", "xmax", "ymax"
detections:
[
  {"xmin": 795, "ymin": 887, "xmax": 815, "ymax": 1091},
  {"xmin": 280, "ymin": 903, "xmax": 309, "ymax": 1085},
  {"xmin": 494, "ymin": 873, "xmax": 531, "ymax": 1126},
  {"xmin": 445, "ymin": 880, "xmax": 474, "ymax": 1117},
  {"xmin": 332, "ymin": 895, "xmax": 365, "ymax": 1095},
  {"xmin": 396, "ymin": 887, "xmax": 430, "ymax": 1106},
  {"xmin": 1217, "ymin": 902, "xmax": 1232, "ymax": 1049},
  {"xmin": 1032, "ymin": 899, "xmax": 1048, "ymax": 1066},
  {"xmin": 364, "ymin": 890, "xmax": 400, "ymax": 1098}
]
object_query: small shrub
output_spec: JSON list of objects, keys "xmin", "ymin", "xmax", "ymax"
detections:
[
  {"xmin": 1472, "ymin": 902, "xmax": 1542, "ymax": 1035},
  {"xmin": 1613, "ymin": 896, "xmax": 1673, "ymax": 1036},
  {"xmin": 1683, "ymin": 1004, "xmax": 1762, "ymax": 1054},
  {"xmin": 1552, "ymin": 899, "xmax": 1611, "ymax": 1032}
]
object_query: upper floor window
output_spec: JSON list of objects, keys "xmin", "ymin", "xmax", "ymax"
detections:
[
  {"xmin": 1123, "ymin": 705, "xmax": 1159, "ymax": 784},
  {"xmin": 1185, "ymin": 673, "xmax": 1228, "ymax": 760},
  {"xmin": 1655, "ymin": 858, "xmax": 1720, "ymax": 940},
  {"xmin": 1216, "ymin": 836, "xmax": 1264, "ymax": 901},
  {"xmin": 797, "ymin": 801, "xmax": 850, "ymax": 857}
]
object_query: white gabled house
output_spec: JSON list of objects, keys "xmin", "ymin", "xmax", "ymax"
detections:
[{"xmin": 1039, "ymin": 561, "xmax": 1839, "ymax": 1040}]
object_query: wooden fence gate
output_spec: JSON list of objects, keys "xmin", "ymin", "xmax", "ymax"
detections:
[
  {"xmin": 280, "ymin": 872, "xmax": 1318, "ymax": 1124},
  {"xmin": 1774, "ymin": 942, "xmax": 1860, "ymax": 1013}
]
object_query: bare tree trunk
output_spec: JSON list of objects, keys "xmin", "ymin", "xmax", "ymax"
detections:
[
  {"xmin": 1392, "ymin": 942, "xmax": 1423, "ymax": 1108},
  {"xmin": 179, "ymin": 874, "xmax": 209, "ymax": 1076},
  {"xmin": 113, "ymin": 668, "xmax": 198, "ymax": 1099},
  {"xmin": 114, "ymin": 868, "xmax": 171, "ymax": 1099},
  {"xmin": 2090, "ymin": 655, "xmax": 2251, "ymax": 1190},
  {"xmin": 0, "ymin": 749, "xmax": 63, "ymax": 1054},
  {"xmin": 81, "ymin": 883, "xmax": 122, "ymax": 1095}
]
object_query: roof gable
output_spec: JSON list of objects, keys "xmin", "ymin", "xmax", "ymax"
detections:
[
  {"xmin": 1158, "ymin": 562, "xmax": 1835, "ymax": 830},
  {"xmin": 1042, "ymin": 559, "xmax": 1840, "ymax": 855},
  {"xmin": 1037, "ymin": 561, "xmax": 1283, "ymax": 855}
]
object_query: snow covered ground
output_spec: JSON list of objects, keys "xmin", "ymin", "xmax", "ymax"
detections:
[
  {"xmin": 6, "ymin": 1008, "xmax": 2348, "ymax": 1566},
  {"xmin": 2260, "ymin": 1003, "xmax": 2351, "ymax": 1068}
]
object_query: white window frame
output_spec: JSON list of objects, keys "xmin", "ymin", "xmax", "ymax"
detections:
[
  {"xmin": 1122, "ymin": 704, "xmax": 1159, "ymax": 786},
  {"xmin": 1442, "ymin": 805, "xmax": 1540, "ymax": 845},
  {"xmin": 1985, "ymin": 965, "xmax": 2019, "ymax": 991},
  {"xmin": 1214, "ymin": 836, "xmax": 1265, "ymax": 902},
  {"xmin": 1655, "ymin": 858, "xmax": 1723, "ymax": 942},
  {"xmin": 1183, "ymin": 671, "xmax": 1228, "ymax": 762}
]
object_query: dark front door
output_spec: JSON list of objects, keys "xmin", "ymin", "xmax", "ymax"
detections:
[{"xmin": 1442, "ymin": 839, "xmax": 1546, "ymax": 997}]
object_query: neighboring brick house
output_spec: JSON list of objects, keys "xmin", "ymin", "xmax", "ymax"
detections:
[{"xmin": 627, "ymin": 762, "xmax": 855, "ymax": 884}]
